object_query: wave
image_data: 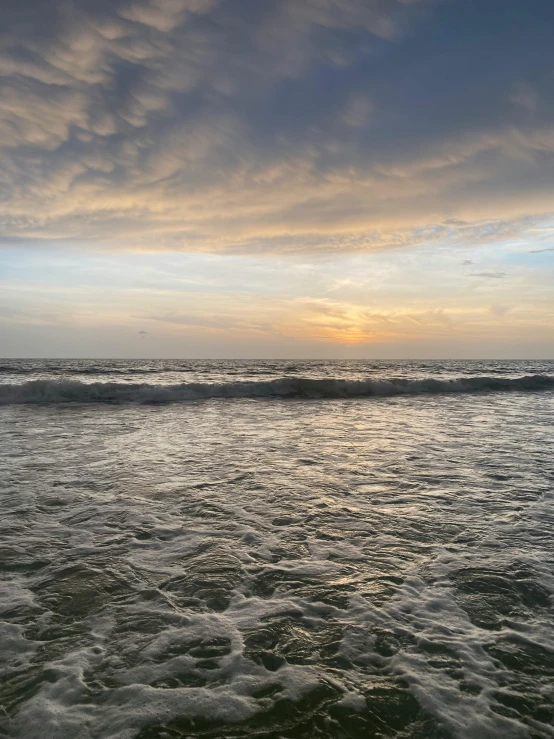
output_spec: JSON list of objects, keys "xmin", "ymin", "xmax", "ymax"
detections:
[
  {"xmin": 0, "ymin": 366, "xmax": 181, "ymax": 376},
  {"xmin": 0, "ymin": 375, "xmax": 553, "ymax": 405}
]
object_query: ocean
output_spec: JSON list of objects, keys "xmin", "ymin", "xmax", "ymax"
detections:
[{"xmin": 1, "ymin": 359, "xmax": 553, "ymax": 739}]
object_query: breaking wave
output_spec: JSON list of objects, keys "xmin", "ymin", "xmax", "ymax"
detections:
[{"xmin": 1, "ymin": 374, "xmax": 553, "ymax": 404}]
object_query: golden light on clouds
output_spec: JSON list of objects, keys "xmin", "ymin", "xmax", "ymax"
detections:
[{"xmin": 1, "ymin": 0, "xmax": 553, "ymax": 357}]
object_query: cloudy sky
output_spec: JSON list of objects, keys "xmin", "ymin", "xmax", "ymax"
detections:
[{"xmin": 1, "ymin": 0, "xmax": 553, "ymax": 357}]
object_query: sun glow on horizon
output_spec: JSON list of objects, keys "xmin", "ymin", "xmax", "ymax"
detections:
[{"xmin": 1, "ymin": 0, "xmax": 554, "ymax": 357}]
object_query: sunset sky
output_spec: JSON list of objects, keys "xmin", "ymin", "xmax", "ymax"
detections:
[{"xmin": 1, "ymin": 0, "xmax": 553, "ymax": 357}]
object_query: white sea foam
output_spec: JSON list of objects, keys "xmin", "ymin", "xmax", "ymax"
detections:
[{"xmin": 2, "ymin": 363, "xmax": 554, "ymax": 739}]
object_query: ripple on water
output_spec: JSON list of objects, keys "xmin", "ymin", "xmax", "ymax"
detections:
[{"xmin": 1, "ymin": 387, "xmax": 554, "ymax": 738}]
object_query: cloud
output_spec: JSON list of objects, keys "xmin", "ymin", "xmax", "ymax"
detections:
[
  {"xmin": 341, "ymin": 94, "xmax": 372, "ymax": 128},
  {"xmin": 469, "ymin": 272, "xmax": 507, "ymax": 279},
  {"xmin": 119, "ymin": 0, "xmax": 217, "ymax": 32},
  {"xmin": 528, "ymin": 247, "xmax": 554, "ymax": 253},
  {"xmin": 145, "ymin": 311, "xmax": 278, "ymax": 334},
  {"xmin": 489, "ymin": 304, "xmax": 511, "ymax": 318},
  {"xmin": 0, "ymin": 0, "xmax": 554, "ymax": 254}
]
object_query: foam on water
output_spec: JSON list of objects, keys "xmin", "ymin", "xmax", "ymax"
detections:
[{"xmin": 1, "ymin": 361, "xmax": 554, "ymax": 738}]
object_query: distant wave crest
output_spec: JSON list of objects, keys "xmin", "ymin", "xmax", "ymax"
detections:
[{"xmin": 1, "ymin": 375, "xmax": 553, "ymax": 404}]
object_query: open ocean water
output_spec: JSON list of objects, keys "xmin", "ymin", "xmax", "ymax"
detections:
[{"xmin": 1, "ymin": 359, "xmax": 554, "ymax": 739}]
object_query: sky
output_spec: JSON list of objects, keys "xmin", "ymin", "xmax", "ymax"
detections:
[{"xmin": 1, "ymin": 0, "xmax": 553, "ymax": 358}]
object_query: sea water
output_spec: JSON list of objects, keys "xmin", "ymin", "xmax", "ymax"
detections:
[{"xmin": 1, "ymin": 360, "xmax": 553, "ymax": 738}]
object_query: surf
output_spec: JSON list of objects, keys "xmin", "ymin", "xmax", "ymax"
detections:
[{"xmin": 1, "ymin": 374, "xmax": 553, "ymax": 404}]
